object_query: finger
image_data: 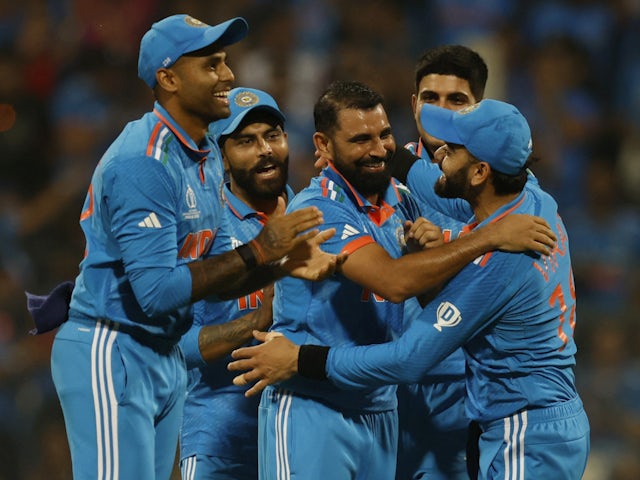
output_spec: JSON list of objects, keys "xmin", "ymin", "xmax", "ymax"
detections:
[
  {"xmin": 264, "ymin": 331, "xmax": 284, "ymax": 341},
  {"xmin": 233, "ymin": 372, "xmax": 249, "ymax": 386},
  {"xmin": 253, "ymin": 330, "xmax": 270, "ymax": 343},
  {"xmin": 273, "ymin": 196, "xmax": 286, "ymax": 217},
  {"xmin": 230, "ymin": 345, "xmax": 258, "ymax": 361},
  {"xmin": 309, "ymin": 227, "xmax": 336, "ymax": 245},
  {"xmin": 244, "ymin": 379, "xmax": 269, "ymax": 397}
]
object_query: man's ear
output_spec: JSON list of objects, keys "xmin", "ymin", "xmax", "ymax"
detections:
[
  {"xmin": 312, "ymin": 132, "xmax": 332, "ymax": 158},
  {"xmin": 411, "ymin": 93, "xmax": 418, "ymax": 116},
  {"xmin": 221, "ymin": 149, "xmax": 230, "ymax": 171},
  {"xmin": 156, "ymin": 67, "xmax": 179, "ymax": 93},
  {"xmin": 470, "ymin": 161, "xmax": 491, "ymax": 186}
]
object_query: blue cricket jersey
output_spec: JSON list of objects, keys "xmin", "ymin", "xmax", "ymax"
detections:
[
  {"xmin": 68, "ymin": 102, "xmax": 225, "ymax": 345},
  {"xmin": 327, "ymin": 180, "xmax": 580, "ymax": 423},
  {"xmin": 402, "ymin": 141, "xmax": 468, "ymax": 381},
  {"xmin": 178, "ymin": 183, "xmax": 295, "ymax": 462},
  {"xmin": 271, "ymin": 164, "xmax": 420, "ymax": 412}
]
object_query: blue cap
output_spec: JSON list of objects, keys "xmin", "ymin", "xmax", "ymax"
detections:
[
  {"xmin": 138, "ymin": 14, "xmax": 248, "ymax": 88},
  {"xmin": 209, "ymin": 87, "xmax": 285, "ymax": 141},
  {"xmin": 420, "ymin": 99, "xmax": 533, "ymax": 175}
]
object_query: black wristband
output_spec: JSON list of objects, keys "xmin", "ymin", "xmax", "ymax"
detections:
[
  {"xmin": 297, "ymin": 345, "xmax": 330, "ymax": 380},
  {"xmin": 235, "ymin": 243, "xmax": 257, "ymax": 269}
]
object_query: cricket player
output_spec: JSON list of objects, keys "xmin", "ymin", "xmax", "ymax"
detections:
[
  {"xmin": 234, "ymin": 82, "xmax": 557, "ymax": 480},
  {"xmin": 179, "ymin": 87, "xmax": 291, "ymax": 479},
  {"xmin": 231, "ymin": 99, "xmax": 590, "ymax": 480},
  {"xmin": 47, "ymin": 15, "xmax": 340, "ymax": 480}
]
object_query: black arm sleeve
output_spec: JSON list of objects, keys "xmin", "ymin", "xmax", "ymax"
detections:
[
  {"xmin": 390, "ymin": 146, "xmax": 420, "ymax": 184},
  {"xmin": 297, "ymin": 345, "xmax": 330, "ymax": 380}
]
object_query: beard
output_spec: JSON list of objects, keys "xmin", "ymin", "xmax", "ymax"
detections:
[
  {"xmin": 336, "ymin": 151, "xmax": 394, "ymax": 199},
  {"xmin": 434, "ymin": 164, "xmax": 481, "ymax": 203},
  {"xmin": 228, "ymin": 155, "xmax": 289, "ymax": 200}
]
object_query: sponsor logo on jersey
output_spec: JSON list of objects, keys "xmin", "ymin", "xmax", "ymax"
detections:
[
  {"xmin": 433, "ymin": 301, "xmax": 462, "ymax": 331},
  {"xmin": 178, "ymin": 229, "xmax": 216, "ymax": 259},
  {"xmin": 138, "ymin": 212, "xmax": 162, "ymax": 228},
  {"xmin": 183, "ymin": 185, "xmax": 201, "ymax": 220},
  {"xmin": 341, "ymin": 224, "xmax": 359, "ymax": 240}
]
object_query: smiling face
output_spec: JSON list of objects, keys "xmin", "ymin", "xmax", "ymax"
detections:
[
  {"xmin": 317, "ymin": 104, "xmax": 395, "ymax": 203},
  {"xmin": 164, "ymin": 48, "xmax": 236, "ymax": 126},
  {"xmin": 433, "ymin": 143, "xmax": 481, "ymax": 203},
  {"xmin": 412, "ymin": 74, "xmax": 477, "ymax": 159},
  {"xmin": 222, "ymin": 119, "xmax": 289, "ymax": 207}
]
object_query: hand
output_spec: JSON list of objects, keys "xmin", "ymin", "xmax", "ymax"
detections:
[
  {"xmin": 313, "ymin": 149, "xmax": 330, "ymax": 170},
  {"xmin": 404, "ymin": 218, "xmax": 444, "ymax": 251},
  {"xmin": 228, "ymin": 331, "xmax": 300, "ymax": 397},
  {"xmin": 488, "ymin": 214, "xmax": 557, "ymax": 255},
  {"xmin": 279, "ymin": 228, "xmax": 348, "ymax": 281},
  {"xmin": 252, "ymin": 197, "xmax": 324, "ymax": 264}
]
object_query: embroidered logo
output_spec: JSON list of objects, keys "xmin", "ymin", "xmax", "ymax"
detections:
[
  {"xmin": 138, "ymin": 212, "xmax": 162, "ymax": 228},
  {"xmin": 433, "ymin": 301, "xmax": 462, "ymax": 331},
  {"xmin": 341, "ymin": 224, "xmax": 359, "ymax": 240}
]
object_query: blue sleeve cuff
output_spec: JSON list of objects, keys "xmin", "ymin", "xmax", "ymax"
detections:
[{"xmin": 179, "ymin": 324, "xmax": 207, "ymax": 369}]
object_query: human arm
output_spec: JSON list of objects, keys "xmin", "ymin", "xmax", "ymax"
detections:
[
  {"xmin": 339, "ymin": 213, "xmax": 555, "ymax": 303},
  {"xmin": 229, "ymin": 250, "xmax": 515, "ymax": 396},
  {"xmin": 181, "ymin": 285, "xmax": 274, "ymax": 366}
]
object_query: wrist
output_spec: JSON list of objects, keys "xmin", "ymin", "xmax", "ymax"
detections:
[{"xmin": 297, "ymin": 344, "xmax": 330, "ymax": 380}]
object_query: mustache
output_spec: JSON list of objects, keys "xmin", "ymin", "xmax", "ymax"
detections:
[
  {"xmin": 355, "ymin": 151, "xmax": 394, "ymax": 167},
  {"xmin": 250, "ymin": 155, "xmax": 288, "ymax": 173}
]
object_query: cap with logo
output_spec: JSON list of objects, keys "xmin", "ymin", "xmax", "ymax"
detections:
[
  {"xmin": 420, "ymin": 99, "xmax": 533, "ymax": 175},
  {"xmin": 209, "ymin": 87, "xmax": 286, "ymax": 141},
  {"xmin": 138, "ymin": 14, "xmax": 248, "ymax": 88}
]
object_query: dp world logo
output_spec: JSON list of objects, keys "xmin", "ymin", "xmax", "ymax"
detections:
[{"xmin": 433, "ymin": 301, "xmax": 462, "ymax": 331}]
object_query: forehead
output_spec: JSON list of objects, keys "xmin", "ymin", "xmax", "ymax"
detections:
[
  {"xmin": 335, "ymin": 104, "xmax": 389, "ymax": 136},
  {"xmin": 418, "ymin": 74, "xmax": 473, "ymax": 97}
]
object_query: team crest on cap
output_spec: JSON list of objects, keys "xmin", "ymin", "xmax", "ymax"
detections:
[
  {"xmin": 185, "ymin": 16, "xmax": 208, "ymax": 27},
  {"xmin": 235, "ymin": 91, "xmax": 260, "ymax": 108},
  {"xmin": 459, "ymin": 103, "xmax": 480, "ymax": 115}
]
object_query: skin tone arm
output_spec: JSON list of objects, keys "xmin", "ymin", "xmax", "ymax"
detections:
[
  {"xmin": 197, "ymin": 285, "xmax": 274, "ymax": 363},
  {"xmin": 189, "ymin": 197, "xmax": 346, "ymax": 302},
  {"xmin": 228, "ymin": 213, "xmax": 557, "ymax": 396},
  {"xmin": 343, "ymin": 212, "xmax": 556, "ymax": 303}
]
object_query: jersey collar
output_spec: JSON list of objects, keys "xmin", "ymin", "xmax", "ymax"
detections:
[
  {"xmin": 152, "ymin": 102, "xmax": 211, "ymax": 156},
  {"xmin": 223, "ymin": 182, "xmax": 295, "ymax": 224}
]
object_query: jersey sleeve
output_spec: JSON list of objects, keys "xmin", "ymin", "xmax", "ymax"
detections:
[
  {"xmin": 288, "ymin": 194, "xmax": 375, "ymax": 256},
  {"xmin": 103, "ymin": 156, "xmax": 192, "ymax": 315},
  {"xmin": 325, "ymin": 251, "xmax": 519, "ymax": 388}
]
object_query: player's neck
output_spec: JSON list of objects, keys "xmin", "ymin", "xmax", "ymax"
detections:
[{"xmin": 473, "ymin": 192, "xmax": 519, "ymax": 222}]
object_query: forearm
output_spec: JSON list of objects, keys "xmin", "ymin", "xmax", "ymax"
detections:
[
  {"xmin": 189, "ymin": 244, "xmax": 281, "ymax": 302},
  {"xmin": 199, "ymin": 307, "xmax": 273, "ymax": 363},
  {"xmin": 373, "ymin": 226, "xmax": 499, "ymax": 301}
]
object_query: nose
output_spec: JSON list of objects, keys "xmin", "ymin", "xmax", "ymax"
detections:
[
  {"xmin": 370, "ymin": 136, "xmax": 393, "ymax": 158},
  {"xmin": 258, "ymin": 137, "xmax": 273, "ymax": 155},
  {"xmin": 218, "ymin": 61, "xmax": 235, "ymax": 83}
]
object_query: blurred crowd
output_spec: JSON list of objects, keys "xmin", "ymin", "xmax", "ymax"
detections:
[{"xmin": 1, "ymin": 0, "xmax": 639, "ymax": 478}]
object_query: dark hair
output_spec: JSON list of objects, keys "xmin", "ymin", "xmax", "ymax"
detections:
[
  {"xmin": 414, "ymin": 45, "xmax": 488, "ymax": 100},
  {"xmin": 313, "ymin": 80, "xmax": 384, "ymax": 136},
  {"xmin": 490, "ymin": 155, "xmax": 539, "ymax": 195}
]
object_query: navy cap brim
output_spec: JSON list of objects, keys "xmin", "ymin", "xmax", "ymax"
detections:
[{"xmin": 420, "ymin": 103, "xmax": 463, "ymax": 145}]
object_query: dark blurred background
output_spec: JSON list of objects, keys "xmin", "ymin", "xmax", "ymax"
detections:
[{"xmin": 1, "ymin": 0, "xmax": 639, "ymax": 478}]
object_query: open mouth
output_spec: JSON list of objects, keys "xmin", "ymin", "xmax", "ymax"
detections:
[{"xmin": 255, "ymin": 163, "xmax": 279, "ymax": 178}]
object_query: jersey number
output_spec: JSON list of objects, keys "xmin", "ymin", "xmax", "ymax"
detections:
[{"xmin": 548, "ymin": 270, "xmax": 576, "ymax": 351}]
